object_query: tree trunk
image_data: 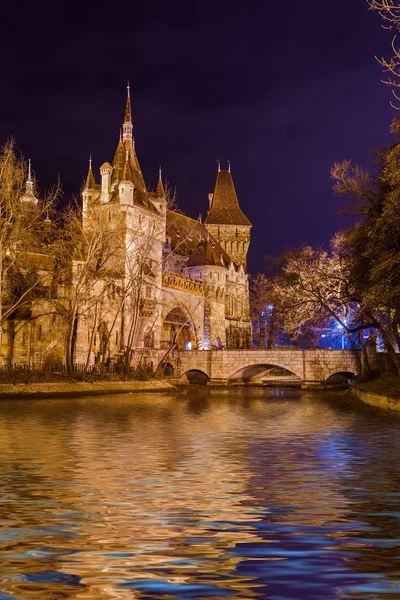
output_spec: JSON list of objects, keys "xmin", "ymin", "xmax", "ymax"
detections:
[
  {"xmin": 380, "ymin": 327, "xmax": 400, "ymax": 377},
  {"xmin": 66, "ymin": 310, "xmax": 78, "ymax": 375},
  {"xmin": 346, "ymin": 331, "xmax": 363, "ymax": 377},
  {"xmin": 81, "ymin": 305, "xmax": 99, "ymax": 381}
]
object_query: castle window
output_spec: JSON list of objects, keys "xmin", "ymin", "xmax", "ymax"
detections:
[
  {"xmin": 116, "ymin": 330, "xmax": 118, "ymax": 345},
  {"xmin": 37, "ymin": 325, "xmax": 42, "ymax": 341}
]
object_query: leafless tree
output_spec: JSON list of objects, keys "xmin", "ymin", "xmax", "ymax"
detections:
[
  {"xmin": 51, "ymin": 203, "xmax": 124, "ymax": 375},
  {"xmin": 367, "ymin": 0, "xmax": 400, "ymax": 108},
  {"xmin": 0, "ymin": 139, "xmax": 60, "ymax": 356},
  {"xmin": 273, "ymin": 240, "xmax": 376, "ymax": 375},
  {"xmin": 250, "ymin": 273, "xmax": 277, "ymax": 349}
]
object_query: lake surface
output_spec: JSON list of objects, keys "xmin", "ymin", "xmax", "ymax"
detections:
[{"xmin": 0, "ymin": 388, "xmax": 399, "ymax": 599}]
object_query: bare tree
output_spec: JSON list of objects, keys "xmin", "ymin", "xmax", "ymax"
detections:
[
  {"xmin": 273, "ymin": 240, "xmax": 375, "ymax": 375},
  {"xmin": 367, "ymin": 0, "xmax": 400, "ymax": 108},
  {"xmin": 249, "ymin": 274, "xmax": 276, "ymax": 348},
  {"xmin": 51, "ymin": 203, "xmax": 123, "ymax": 375},
  {"xmin": 0, "ymin": 139, "xmax": 60, "ymax": 358}
]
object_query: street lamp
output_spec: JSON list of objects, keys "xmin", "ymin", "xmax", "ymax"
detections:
[{"xmin": 337, "ymin": 322, "xmax": 345, "ymax": 350}]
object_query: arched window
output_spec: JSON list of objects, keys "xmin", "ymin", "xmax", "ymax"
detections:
[{"xmin": 144, "ymin": 330, "xmax": 154, "ymax": 348}]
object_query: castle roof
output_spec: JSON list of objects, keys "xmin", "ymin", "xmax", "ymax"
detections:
[
  {"xmin": 156, "ymin": 166, "xmax": 165, "ymax": 197},
  {"xmin": 112, "ymin": 139, "xmax": 146, "ymax": 193},
  {"xmin": 84, "ymin": 157, "xmax": 95, "ymax": 189},
  {"xmin": 167, "ymin": 211, "xmax": 233, "ymax": 268},
  {"xmin": 204, "ymin": 169, "xmax": 251, "ymax": 227}
]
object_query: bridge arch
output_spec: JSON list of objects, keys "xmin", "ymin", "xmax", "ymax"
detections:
[
  {"xmin": 184, "ymin": 369, "xmax": 210, "ymax": 385},
  {"xmin": 228, "ymin": 362, "xmax": 303, "ymax": 382},
  {"xmin": 325, "ymin": 370, "xmax": 357, "ymax": 385}
]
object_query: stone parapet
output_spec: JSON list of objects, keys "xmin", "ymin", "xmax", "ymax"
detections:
[{"xmin": 162, "ymin": 271, "xmax": 204, "ymax": 295}]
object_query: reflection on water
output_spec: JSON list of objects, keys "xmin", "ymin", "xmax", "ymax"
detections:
[{"xmin": 0, "ymin": 388, "xmax": 400, "ymax": 599}]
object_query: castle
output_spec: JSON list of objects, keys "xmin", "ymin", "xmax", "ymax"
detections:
[{"xmin": 1, "ymin": 87, "xmax": 252, "ymax": 369}]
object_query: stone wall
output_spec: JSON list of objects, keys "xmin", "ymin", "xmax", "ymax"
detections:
[{"xmin": 349, "ymin": 384, "xmax": 400, "ymax": 411}]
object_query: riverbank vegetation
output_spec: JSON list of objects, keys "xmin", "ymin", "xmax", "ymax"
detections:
[
  {"xmin": 250, "ymin": 1, "xmax": 400, "ymax": 382},
  {"xmin": 250, "ymin": 117, "xmax": 400, "ymax": 380}
]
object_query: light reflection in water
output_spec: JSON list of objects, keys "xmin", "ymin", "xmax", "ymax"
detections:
[{"xmin": 0, "ymin": 388, "xmax": 399, "ymax": 599}]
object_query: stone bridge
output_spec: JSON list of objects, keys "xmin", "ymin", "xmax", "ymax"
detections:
[{"xmin": 175, "ymin": 348, "xmax": 369, "ymax": 386}]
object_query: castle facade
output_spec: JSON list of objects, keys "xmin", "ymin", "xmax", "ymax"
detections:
[{"xmin": 1, "ymin": 88, "xmax": 252, "ymax": 369}]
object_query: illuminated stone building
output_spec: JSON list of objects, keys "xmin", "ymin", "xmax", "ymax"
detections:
[{"xmin": 1, "ymin": 87, "xmax": 252, "ymax": 367}]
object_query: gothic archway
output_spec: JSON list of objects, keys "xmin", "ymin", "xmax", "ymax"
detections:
[{"xmin": 161, "ymin": 306, "xmax": 197, "ymax": 350}]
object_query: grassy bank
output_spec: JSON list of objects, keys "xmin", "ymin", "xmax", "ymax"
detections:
[{"xmin": 349, "ymin": 372, "xmax": 400, "ymax": 412}]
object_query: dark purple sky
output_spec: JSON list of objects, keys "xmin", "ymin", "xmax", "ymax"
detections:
[{"xmin": 0, "ymin": 0, "xmax": 394, "ymax": 272}]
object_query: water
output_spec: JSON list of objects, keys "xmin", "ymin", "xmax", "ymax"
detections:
[{"xmin": 0, "ymin": 388, "xmax": 400, "ymax": 599}]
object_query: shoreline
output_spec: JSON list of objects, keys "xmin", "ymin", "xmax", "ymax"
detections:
[
  {"xmin": 348, "ymin": 382, "xmax": 400, "ymax": 412},
  {"xmin": 0, "ymin": 379, "xmax": 176, "ymax": 399}
]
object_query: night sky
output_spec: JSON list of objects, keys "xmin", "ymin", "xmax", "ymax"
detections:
[{"xmin": 0, "ymin": 0, "xmax": 395, "ymax": 272}]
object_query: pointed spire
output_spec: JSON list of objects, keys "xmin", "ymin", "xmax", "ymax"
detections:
[
  {"xmin": 156, "ymin": 165, "xmax": 165, "ymax": 197},
  {"xmin": 20, "ymin": 158, "xmax": 38, "ymax": 205},
  {"xmin": 85, "ymin": 155, "xmax": 95, "ymax": 189},
  {"xmin": 124, "ymin": 81, "xmax": 132, "ymax": 124},
  {"xmin": 217, "ymin": 158, "xmax": 221, "ymax": 172},
  {"xmin": 227, "ymin": 159, "xmax": 231, "ymax": 173},
  {"xmin": 122, "ymin": 82, "xmax": 133, "ymax": 143}
]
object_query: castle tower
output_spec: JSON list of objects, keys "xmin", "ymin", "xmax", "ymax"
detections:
[
  {"xmin": 82, "ymin": 156, "xmax": 97, "ymax": 213},
  {"xmin": 204, "ymin": 165, "xmax": 251, "ymax": 269}
]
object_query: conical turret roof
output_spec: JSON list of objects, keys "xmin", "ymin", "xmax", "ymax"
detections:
[
  {"xmin": 204, "ymin": 169, "xmax": 251, "ymax": 226},
  {"xmin": 156, "ymin": 166, "xmax": 165, "ymax": 197},
  {"xmin": 112, "ymin": 139, "xmax": 146, "ymax": 192},
  {"xmin": 84, "ymin": 156, "xmax": 95, "ymax": 189}
]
